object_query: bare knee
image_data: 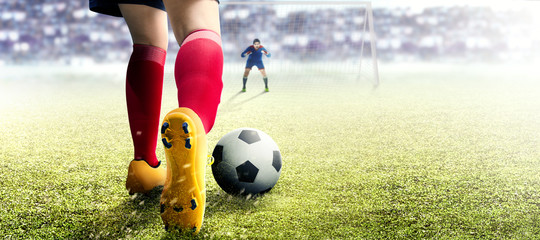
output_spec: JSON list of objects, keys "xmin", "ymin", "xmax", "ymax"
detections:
[
  {"xmin": 259, "ymin": 69, "xmax": 267, "ymax": 77},
  {"xmin": 244, "ymin": 69, "xmax": 251, "ymax": 77}
]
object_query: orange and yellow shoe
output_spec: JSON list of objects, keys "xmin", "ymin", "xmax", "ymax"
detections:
[
  {"xmin": 159, "ymin": 108, "xmax": 207, "ymax": 234},
  {"xmin": 126, "ymin": 160, "xmax": 166, "ymax": 195}
]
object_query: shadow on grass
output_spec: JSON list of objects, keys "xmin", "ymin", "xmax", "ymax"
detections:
[
  {"xmin": 63, "ymin": 187, "xmax": 280, "ymax": 239},
  {"xmin": 71, "ymin": 188, "xmax": 264, "ymax": 239},
  {"xmin": 204, "ymin": 189, "xmax": 271, "ymax": 219},
  {"xmin": 161, "ymin": 190, "xmax": 270, "ymax": 239},
  {"xmin": 72, "ymin": 188, "xmax": 164, "ymax": 239},
  {"xmin": 222, "ymin": 90, "xmax": 268, "ymax": 112}
]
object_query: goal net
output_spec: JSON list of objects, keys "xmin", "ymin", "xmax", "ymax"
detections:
[{"xmin": 219, "ymin": 1, "xmax": 380, "ymax": 92}]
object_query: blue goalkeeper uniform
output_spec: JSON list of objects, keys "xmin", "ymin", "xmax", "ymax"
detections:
[{"xmin": 241, "ymin": 45, "xmax": 271, "ymax": 69}]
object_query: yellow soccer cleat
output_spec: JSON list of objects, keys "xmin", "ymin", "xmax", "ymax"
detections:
[
  {"xmin": 125, "ymin": 159, "xmax": 166, "ymax": 195},
  {"xmin": 159, "ymin": 108, "xmax": 207, "ymax": 235}
]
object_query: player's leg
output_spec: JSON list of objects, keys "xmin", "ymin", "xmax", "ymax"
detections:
[
  {"xmin": 242, "ymin": 68, "xmax": 252, "ymax": 92},
  {"xmin": 164, "ymin": 0, "xmax": 222, "ymax": 134},
  {"xmin": 160, "ymin": 0, "xmax": 221, "ymax": 234},
  {"xmin": 119, "ymin": 4, "xmax": 168, "ymax": 49},
  {"xmin": 119, "ymin": 3, "xmax": 168, "ymax": 194},
  {"xmin": 259, "ymin": 66, "xmax": 269, "ymax": 92}
]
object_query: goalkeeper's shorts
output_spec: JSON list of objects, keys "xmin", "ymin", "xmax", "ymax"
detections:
[{"xmin": 246, "ymin": 60, "xmax": 265, "ymax": 70}]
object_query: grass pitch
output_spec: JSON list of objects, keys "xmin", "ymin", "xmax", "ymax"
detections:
[{"xmin": 1, "ymin": 63, "xmax": 539, "ymax": 239}]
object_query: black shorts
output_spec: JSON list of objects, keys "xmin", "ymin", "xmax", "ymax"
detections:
[{"xmin": 89, "ymin": 0, "xmax": 219, "ymax": 17}]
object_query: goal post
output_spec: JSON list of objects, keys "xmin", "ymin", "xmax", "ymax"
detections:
[{"xmin": 219, "ymin": 1, "xmax": 380, "ymax": 90}]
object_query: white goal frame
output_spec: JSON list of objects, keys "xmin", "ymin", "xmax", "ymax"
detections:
[{"xmin": 221, "ymin": 1, "xmax": 380, "ymax": 87}]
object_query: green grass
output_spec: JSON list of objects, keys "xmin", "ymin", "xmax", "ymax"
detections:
[{"xmin": 1, "ymin": 63, "xmax": 539, "ymax": 239}]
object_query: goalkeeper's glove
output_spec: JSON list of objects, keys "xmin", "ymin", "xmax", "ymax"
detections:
[{"xmin": 241, "ymin": 51, "xmax": 252, "ymax": 58}]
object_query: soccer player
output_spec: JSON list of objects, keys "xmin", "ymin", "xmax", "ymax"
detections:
[
  {"xmin": 89, "ymin": 0, "xmax": 223, "ymax": 234},
  {"xmin": 241, "ymin": 39, "xmax": 271, "ymax": 92}
]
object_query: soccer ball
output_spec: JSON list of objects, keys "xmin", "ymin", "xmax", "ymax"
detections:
[{"xmin": 211, "ymin": 128, "xmax": 282, "ymax": 196}]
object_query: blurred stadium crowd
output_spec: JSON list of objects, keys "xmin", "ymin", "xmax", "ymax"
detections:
[{"xmin": 0, "ymin": 0, "xmax": 538, "ymax": 65}]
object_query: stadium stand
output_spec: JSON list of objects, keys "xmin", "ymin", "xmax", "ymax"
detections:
[{"xmin": 0, "ymin": 1, "xmax": 538, "ymax": 65}]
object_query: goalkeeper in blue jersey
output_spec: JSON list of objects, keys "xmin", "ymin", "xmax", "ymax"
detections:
[{"xmin": 241, "ymin": 38, "xmax": 271, "ymax": 92}]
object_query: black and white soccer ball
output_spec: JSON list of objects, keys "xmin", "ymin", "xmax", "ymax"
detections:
[{"xmin": 211, "ymin": 128, "xmax": 282, "ymax": 196}]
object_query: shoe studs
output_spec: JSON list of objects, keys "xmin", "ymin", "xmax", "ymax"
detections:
[
  {"xmin": 173, "ymin": 206, "xmax": 183, "ymax": 212},
  {"xmin": 190, "ymin": 198, "xmax": 197, "ymax": 210},
  {"xmin": 185, "ymin": 138, "xmax": 192, "ymax": 149},
  {"xmin": 162, "ymin": 138, "xmax": 172, "ymax": 149},
  {"xmin": 161, "ymin": 122, "xmax": 169, "ymax": 134},
  {"xmin": 182, "ymin": 122, "xmax": 189, "ymax": 134},
  {"xmin": 162, "ymin": 121, "xmax": 192, "ymax": 149}
]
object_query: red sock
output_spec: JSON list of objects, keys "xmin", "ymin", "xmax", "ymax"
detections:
[
  {"xmin": 126, "ymin": 44, "xmax": 166, "ymax": 167},
  {"xmin": 175, "ymin": 29, "xmax": 223, "ymax": 134}
]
